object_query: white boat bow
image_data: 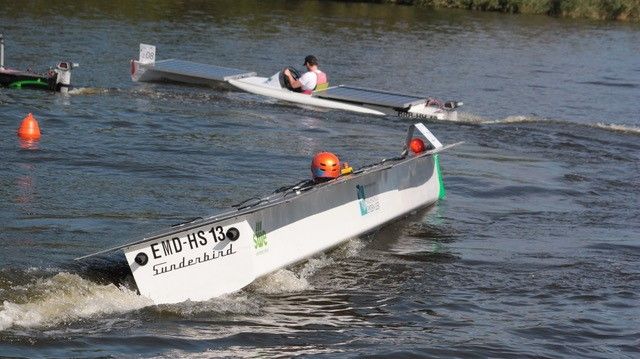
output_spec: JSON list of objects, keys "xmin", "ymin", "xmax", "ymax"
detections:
[{"xmin": 77, "ymin": 123, "xmax": 461, "ymax": 305}]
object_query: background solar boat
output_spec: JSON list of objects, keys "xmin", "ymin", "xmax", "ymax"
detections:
[{"xmin": 131, "ymin": 44, "xmax": 462, "ymax": 121}]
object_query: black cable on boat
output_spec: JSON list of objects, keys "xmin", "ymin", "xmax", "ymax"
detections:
[
  {"xmin": 232, "ymin": 197, "xmax": 262, "ymax": 209},
  {"xmin": 170, "ymin": 217, "xmax": 203, "ymax": 227}
]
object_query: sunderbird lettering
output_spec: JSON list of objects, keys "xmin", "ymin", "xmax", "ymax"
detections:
[{"xmin": 152, "ymin": 244, "xmax": 237, "ymax": 276}]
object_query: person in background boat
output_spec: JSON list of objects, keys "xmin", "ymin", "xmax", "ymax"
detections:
[{"xmin": 283, "ymin": 55, "xmax": 328, "ymax": 94}]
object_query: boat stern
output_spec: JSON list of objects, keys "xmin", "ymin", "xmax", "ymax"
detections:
[
  {"xmin": 407, "ymin": 100, "xmax": 463, "ymax": 121},
  {"xmin": 131, "ymin": 43, "xmax": 156, "ymax": 82},
  {"xmin": 53, "ymin": 61, "xmax": 79, "ymax": 91},
  {"xmin": 122, "ymin": 219, "xmax": 258, "ymax": 304}
]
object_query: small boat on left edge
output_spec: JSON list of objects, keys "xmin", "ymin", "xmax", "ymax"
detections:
[
  {"xmin": 76, "ymin": 123, "xmax": 462, "ymax": 305},
  {"xmin": 0, "ymin": 34, "xmax": 78, "ymax": 92}
]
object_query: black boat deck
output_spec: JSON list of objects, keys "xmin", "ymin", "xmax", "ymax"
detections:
[
  {"xmin": 0, "ymin": 68, "xmax": 57, "ymax": 91},
  {"xmin": 314, "ymin": 85, "xmax": 426, "ymax": 109},
  {"xmin": 145, "ymin": 59, "xmax": 256, "ymax": 82}
]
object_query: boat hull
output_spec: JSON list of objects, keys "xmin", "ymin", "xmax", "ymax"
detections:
[
  {"xmin": 121, "ymin": 153, "xmax": 442, "ymax": 304},
  {"xmin": 0, "ymin": 36, "xmax": 76, "ymax": 92},
  {"xmin": 229, "ymin": 76, "xmax": 458, "ymax": 120},
  {"xmin": 228, "ymin": 76, "xmax": 386, "ymax": 115},
  {"xmin": 131, "ymin": 60, "xmax": 252, "ymax": 90},
  {"xmin": 0, "ymin": 68, "xmax": 59, "ymax": 91}
]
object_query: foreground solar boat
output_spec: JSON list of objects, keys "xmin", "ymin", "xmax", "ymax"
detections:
[
  {"xmin": 131, "ymin": 44, "xmax": 462, "ymax": 121},
  {"xmin": 0, "ymin": 34, "xmax": 78, "ymax": 92},
  {"xmin": 77, "ymin": 123, "xmax": 459, "ymax": 305}
]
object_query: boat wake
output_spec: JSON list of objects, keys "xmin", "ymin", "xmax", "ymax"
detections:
[
  {"xmin": 592, "ymin": 122, "xmax": 640, "ymax": 135},
  {"xmin": 455, "ymin": 112, "xmax": 640, "ymax": 135},
  {"xmin": 0, "ymin": 272, "xmax": 151, "ymax": 331},
  {"xmin": 67, "ymin": 87, "xmax": 113, "ymax": 95},
  {"xmin": 0, "ymin": 239, "xmax": 366, "ymax": 331},
  {"xmin": 249, "ymin": 238, "xmax": 365, "ymax": 294}
]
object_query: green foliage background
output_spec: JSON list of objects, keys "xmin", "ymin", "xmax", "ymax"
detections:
[{"xmin": 374, "ymin": 0, "xmax": 640, "ymax": 20}]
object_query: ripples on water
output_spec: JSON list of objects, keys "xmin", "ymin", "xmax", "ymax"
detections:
[{"xmin": 1, "ymin": 1, "xmax": 639, "ymax": 357}]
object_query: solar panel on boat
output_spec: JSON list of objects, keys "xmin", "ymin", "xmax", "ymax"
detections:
[
  {"xmin": 315, "ymin": 85, "xmax": 426, "ymax": 108},
  {"xmin": 147, "ymin": 59, "xmax": 256, "ymax": 81}
]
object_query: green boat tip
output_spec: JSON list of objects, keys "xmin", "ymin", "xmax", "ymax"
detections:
[
  {"xmin": 435, "ymin": 154, "xmax": 446, "ymax": 199},
  {"xmin": 9, "ymin": 79, "xmax": 48, "ymax": 89}
]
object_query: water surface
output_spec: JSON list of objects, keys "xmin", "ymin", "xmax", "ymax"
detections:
[{"xmin": 1, "ymin": 1, "xmax": 639, "ymax": 357}]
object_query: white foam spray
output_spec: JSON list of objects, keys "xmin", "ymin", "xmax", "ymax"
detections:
[
  {"xmin": 458, "ymin": 112, "xmax": 640, "ymax": 135},
  {"xmin": 249, "ymin": 238, "xmax": 365, "ymax": 295},
  {"xmin": 0, "ymin": 272, "xmax": 152, "ymax": 331},
  {"xmin": 0, "ymin": 239, "xmax": 368, "ymax": 330},
  {"xmin": 68, "ymin": 87, "xmax": 111, "ymax": 95},
  {"xmin": 593, "ymin": 122, "xmax": 640, "ymax": 135}
]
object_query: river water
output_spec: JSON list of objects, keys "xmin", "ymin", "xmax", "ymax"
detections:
[{"xmin": 1, "ymin": 1, "xmax": 639, "ymax": 357}]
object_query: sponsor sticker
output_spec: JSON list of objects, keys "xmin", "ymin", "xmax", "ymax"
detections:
[
  {"xmin": 356, "ymin": 184, "xmax": 380, "ymax": 216},
  {"xmin": 253, "ymin": 221, "xmax": 268, "ymax": 254}
]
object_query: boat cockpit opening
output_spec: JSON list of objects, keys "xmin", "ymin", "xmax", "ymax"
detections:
[{"xmin": 279, "ymin": 66, "xmax": 301, "ymax": 91}]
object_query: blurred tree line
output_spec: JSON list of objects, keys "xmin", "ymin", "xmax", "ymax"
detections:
[{"xmin": 367, "ymin": 0, "xmax": 639, "ymax": 21}]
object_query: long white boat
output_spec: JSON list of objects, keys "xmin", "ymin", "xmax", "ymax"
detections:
[
  {"xmin": 77, "ymin": 123, "xmax": 460, "ymax": 305},
  {"xmin": 131, "ymin": 44, "xmax": 462, "ymax": 121}
]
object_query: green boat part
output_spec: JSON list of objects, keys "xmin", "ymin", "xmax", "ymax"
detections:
[
  {"xmin": 8, "ymin": 79, "xmax": 49, "ymax": 89},
  {"xmin": 434, "ymin": 154, "xmax": 446, "ymax": 199}
]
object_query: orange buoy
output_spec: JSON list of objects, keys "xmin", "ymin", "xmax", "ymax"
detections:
[
  {"xmin": 409, "ymin": 138, "xmax": 425, "ymax": 154},
  {"xmin": 17, "ymin": 113, "xmax": 41, "ymax": 141}
]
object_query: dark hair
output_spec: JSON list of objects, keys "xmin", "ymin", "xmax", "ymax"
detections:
[{"xmin": 304, "ymin": 55, "xmax": 318, "ymax": 66}]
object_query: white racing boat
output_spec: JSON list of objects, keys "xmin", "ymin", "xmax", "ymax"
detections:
[
  {"xmin": 131, "ymin": 44, "xmax": 462, "ymax": 121},
  {"xmin": 77, "ymin": 123, "xmax": 460, "ymax": 305}
]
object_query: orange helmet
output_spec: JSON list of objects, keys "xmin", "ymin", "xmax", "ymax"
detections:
[
  {"xmin": 311, "ymin": 152, "xmax": 341, "ymax": 180},
  {"xmin": 409, "ymin": 138, "xmax": 426, "ymax": 154}
]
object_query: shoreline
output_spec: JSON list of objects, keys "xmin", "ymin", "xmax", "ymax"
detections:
[{"xmin": 346, "ymin": 0, "xmax": 640, "ymax": 22}]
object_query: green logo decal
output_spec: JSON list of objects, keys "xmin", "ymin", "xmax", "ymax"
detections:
[
  {"xmin": 253, "ymin": 221, "xmax": 268, "ymax": 249},
  {"xmin": 356, "ymin": 184, "xmax": 367, "ymax": 215},
  {"xmin": 356, "ymin": 184, "xmax": 381, "ymax": 215}
]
